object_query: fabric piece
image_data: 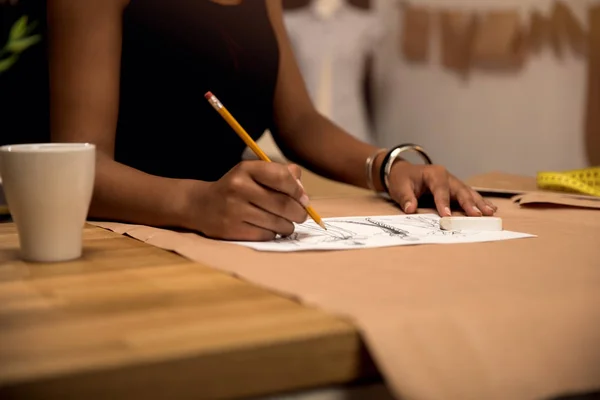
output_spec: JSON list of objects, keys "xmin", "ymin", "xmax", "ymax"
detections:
[
  {"xmin": 471, "ymin": 10, "xmax": 527, "ymax": 69},
  {"xmin": 439, "ymin": 10, "xmax": 478, "ymax": 78},
  {"xmin": 284, "ymin": 4, "xmax": 385, "ymax": 144},
  {"xmin": 91, "ymin": 195, "xmax": 600, "ymax": 400},
  {"xmin": 400, "ymin": 4, "xmax": 432, "ymax": 63}
]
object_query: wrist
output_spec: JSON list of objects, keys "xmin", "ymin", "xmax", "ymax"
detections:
[
  {"xmin": 374, "ymin": 154, "xmax": 409, "ymax": 193},
  {"xmin": 376, "ymin": 144, "xmax": 433, "ymax": 193},
  {"xmin": 371, "ymin": 151, "xmax": 388, "ymax": 192},
  {"xmin": 175, "ymin": 179, "xmax": 212, "ymax": 230}
]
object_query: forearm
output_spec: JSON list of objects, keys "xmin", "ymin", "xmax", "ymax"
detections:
[
  {"xmin": 88, "ymin": 153, "xmax": 201, "ymax": 228},
  {"xmin": 277, "ymin": 113, "xmax": 388, "ymax": 192}
]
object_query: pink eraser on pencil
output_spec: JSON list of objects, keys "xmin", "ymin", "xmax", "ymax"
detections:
[{"xmin": 204, "ymin": 91, "xmax": 214, "ymax": 100}]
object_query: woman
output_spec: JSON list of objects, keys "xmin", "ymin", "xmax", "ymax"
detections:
[{"xmin": 44, "ymin": 0, "xmax": 496, "ymax": 241}]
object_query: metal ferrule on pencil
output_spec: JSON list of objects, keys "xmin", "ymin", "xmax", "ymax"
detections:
[{"xmin": 208, "ymin": 95, "xmax": 223, "ymax": 110}]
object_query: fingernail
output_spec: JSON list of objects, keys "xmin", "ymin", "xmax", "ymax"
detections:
[
  {"xmin": 444, "ymin": 207, "xmax": 451, "ymax": 216},
  {"xmin": 404, "ymin": 202, "xmax": 412, "ymax": 211},
  {"xmin": 485, "ymin": 205, "xmax": 495, "ymax": 213},
  {"xmin": 299, "ymin": 194, "xmax": 310, "ymax": 208},
  {"xmin": 296, "ymin": 179, "xmax": 305, "ymax": 190},
  {"xmin": 472, "ymin": 206, "xmax": 482, "ymax": 215}
]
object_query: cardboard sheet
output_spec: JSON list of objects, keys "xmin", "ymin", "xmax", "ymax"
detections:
[{"xmin": 91, "ymin": 195, "xmax": 600, "ymax": 400}]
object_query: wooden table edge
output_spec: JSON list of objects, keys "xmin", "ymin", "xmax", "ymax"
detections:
[{"xmin": 0, "ymin": 224, "xmax": 379, "ymax": 400}]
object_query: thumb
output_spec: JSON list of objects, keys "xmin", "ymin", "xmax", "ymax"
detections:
[
  {"xmin": 389, "ymin": 179, "xmax": 418, "ymax": 214},
  {"xmin": 287, "ymin": 163, "xmax": 302, "ymax": 180}
]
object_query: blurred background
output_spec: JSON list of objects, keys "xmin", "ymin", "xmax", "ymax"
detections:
[
  {"xmin": 1, "ymin": 0, "xmax": 599, "ymax": 181},
  {"xmin": 253, "ymin": 0, "xmax": 599, "ymax": 180}
]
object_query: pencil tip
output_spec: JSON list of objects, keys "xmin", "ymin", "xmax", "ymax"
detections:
[
  {"xmin": 319, "ymin": 221, "xmax": 327, "ymax": 230},
  {"xmin": 204, "ymin": 91, "xmax": 214, "ymax": 100}
]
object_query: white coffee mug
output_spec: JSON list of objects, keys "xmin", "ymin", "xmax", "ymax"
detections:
[{"xmin": 0, "ymin": 143, "xmax": 96, "ymax": 262}]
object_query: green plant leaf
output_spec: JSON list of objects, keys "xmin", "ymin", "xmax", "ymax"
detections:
[
  {"xmin": 6, "ymin": 34, "xmax": 41, "ymax": 53},
  {"xmin": 0, "ymin": 53, "xmax": 20, "ymax": 73},
  {"xmin": 9, "ymin": 16, "xmax": 28, "ymax": 41}
]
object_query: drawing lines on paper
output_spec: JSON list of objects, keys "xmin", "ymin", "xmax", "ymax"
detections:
[
  {"xmin": 274, "ymin": 214, "xmax": 473, "ymax": 247},
  {"xmin": 386, "ymin": 215, "xmax": 477, "ymax": 238},
  {"xmin": 233, "ymin": 214, "xmax": 535, "ymax": 252},
  {"xmin": 275, "ymin": 220, "xmax": 368, "ymax": 246}
]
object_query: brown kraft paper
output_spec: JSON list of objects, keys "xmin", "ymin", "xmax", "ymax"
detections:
[
  {"xmin": 513, "ymin": 192, "xmax": 600, "ymax": 210},
  {"xmin": 466, "ymin": 171, "xmax": 538, "ymax": 195},
  {"xmin": 91, "ymin": 195, "xmax": 600, "ymax": 400},
  {"xmin": 400, "ymin": 4, "xmax": 432, "ymax": 63},
  {"xmin": 439, "ymin": 10, "xmax": 478, "ymax": 77},
  {"xmin": 587, "ymin": 5, "xmax": 600, "ymax": 166},
  {"xmin": 471, "ymin": 10, "xmax": 527, "ymax": 69},
  {"xmin": 467, "ymin": 172, "xmax": 600, "ymax": 209}
]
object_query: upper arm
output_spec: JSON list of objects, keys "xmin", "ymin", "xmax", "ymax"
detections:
[
  {"xmin": 47, "ymin": 0, "xmax": 127, "ymax": 158},
  {"xmin": 265, "ymin": 0, "xmax": 317, "ymax": 136}
]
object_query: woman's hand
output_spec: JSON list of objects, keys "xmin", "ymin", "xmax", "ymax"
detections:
[
  {"xmin": 189, "ymin": 161, "xmax": 309, "ymax": 241},
  {"xmin": 387, "ymin": 161, "xmax": 498, "ymax": 217}
]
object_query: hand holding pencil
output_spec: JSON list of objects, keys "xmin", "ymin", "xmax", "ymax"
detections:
[{"xmin": 196, "ymin": 91, "xmax": 325, "ymax": 241}]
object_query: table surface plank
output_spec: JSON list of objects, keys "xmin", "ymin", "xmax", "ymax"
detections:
[{"xmin": 0, "ymin": 223, "xmax": 376, "ymax": 400}]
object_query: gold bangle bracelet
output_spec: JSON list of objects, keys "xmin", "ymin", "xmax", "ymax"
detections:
[{"xmin": 365, "ymin": 148, "xmax": 388, "ymax": 191}]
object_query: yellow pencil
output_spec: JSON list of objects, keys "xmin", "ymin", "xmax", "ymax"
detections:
[{"xmin": 204, "ymin": 91, "xmax": 327, "ymax": 230}]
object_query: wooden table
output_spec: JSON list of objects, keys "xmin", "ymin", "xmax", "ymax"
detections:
[{"xmin": 0, "ymin": 223, "xmax": 377, "ymax": 399}]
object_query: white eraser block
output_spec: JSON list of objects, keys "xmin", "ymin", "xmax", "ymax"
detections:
[{"xmin": 439, "ymin": 216, "xmax": 503, "ymax": 231}]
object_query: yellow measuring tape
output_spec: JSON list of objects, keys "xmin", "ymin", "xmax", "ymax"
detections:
[{"xmin": 537, "ymin": 167, "xmax": 600, "ymax": 197}]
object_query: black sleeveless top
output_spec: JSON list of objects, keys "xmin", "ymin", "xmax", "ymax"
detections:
[{"xmin": 1, "ymin": 0, "xmax": 279, "ymax": 182}]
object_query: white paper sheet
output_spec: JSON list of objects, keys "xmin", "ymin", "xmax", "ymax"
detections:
[{"xmin": 231, "ymin": 214, "xmax": 536, "ymax": 252}]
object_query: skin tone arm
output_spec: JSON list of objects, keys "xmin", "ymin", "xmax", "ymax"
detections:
[
  {"xmin": 47, "ymin": 0, "xmax": 200, "ymax": 227},
  {"xmin": 265, "ymin": 0, "xmax": 388, "ymax": 192},
  {"xmin": 265, "ymin": 0, "xmax": 496, "ymax": 217},
  {"xmin": 47, "ymin": 0, "xmax": 309, "ymax": 240}
]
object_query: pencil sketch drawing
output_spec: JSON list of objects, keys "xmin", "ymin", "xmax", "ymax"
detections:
[{"xmin": 231, "ymin": 214, "xmax": 535, "ymax": 252}]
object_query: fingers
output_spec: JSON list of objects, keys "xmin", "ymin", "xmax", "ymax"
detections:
[
  {"xmin": 452, "ymin": 181, "xmax": 497, "ymax": 217},
  {"xmin": 389, "ymin": 178, "xmax": 418, "ymax": 214},
  {"xmin": 423, "ymin": 166, "xmax": 452, "ymax": 216},
  {"xmin": 243, "ymin": 202, "xmax": 297, "ymax": 237},
  {"xmin": 484, "ymin": 198, "xmax": 498, "ymax": 213},
  {"xmin": 230, "ymin": 222, "xmax": 277, "ymax": 242},
  {"xmin": 242, "ymin": 161, "xmax": 309, "ymax": 207},
  {"xmin": 454, "ymin": 186, "xmax": 484, "ymax": 216},
  {"xmin": 247, "ymin": 184, "xmax": 308, "ymax": 224}
]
